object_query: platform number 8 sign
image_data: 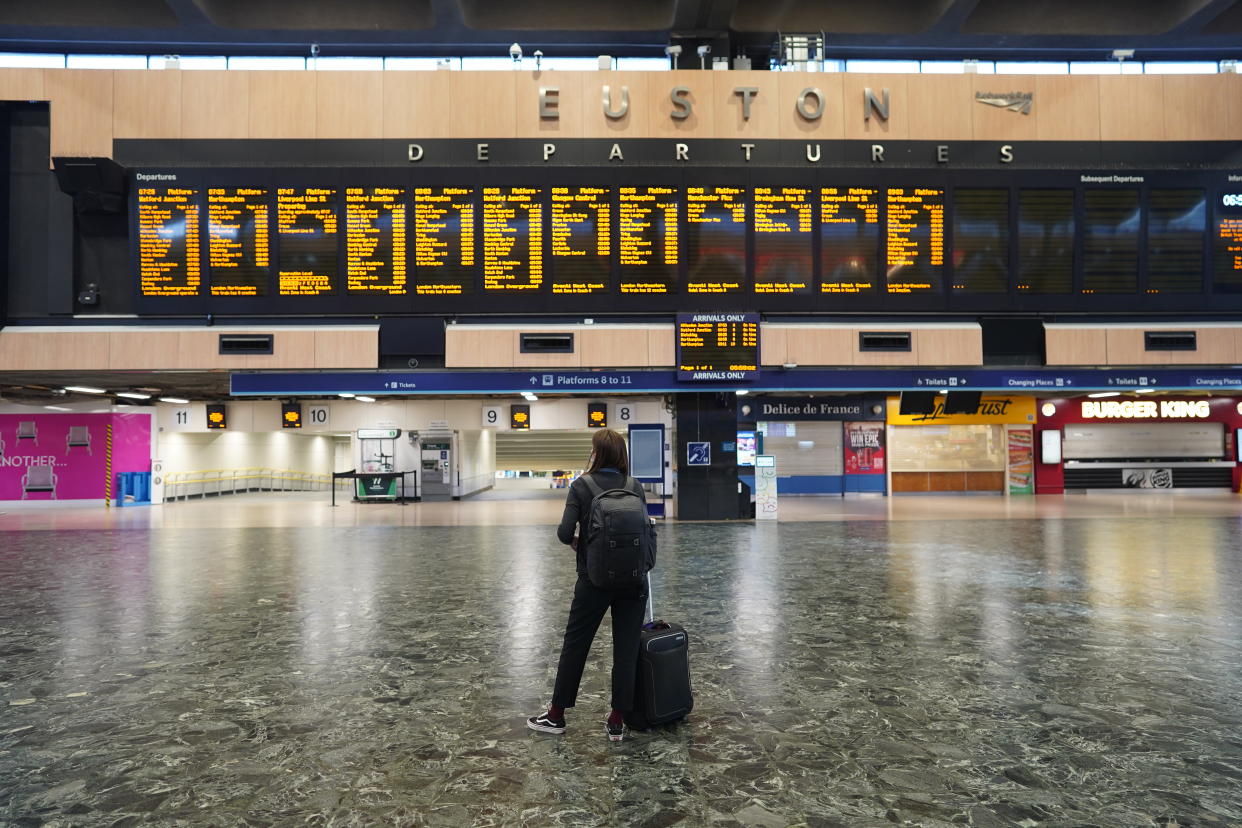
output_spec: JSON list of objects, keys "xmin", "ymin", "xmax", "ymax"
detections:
[{"xmin": 614, "ymin": 403, "xmax": 633, "ymax": 426}]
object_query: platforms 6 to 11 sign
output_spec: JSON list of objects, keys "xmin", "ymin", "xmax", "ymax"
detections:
[{"xmin": 676, "ymin": 313, "xmax": 760, "ymax": 381}]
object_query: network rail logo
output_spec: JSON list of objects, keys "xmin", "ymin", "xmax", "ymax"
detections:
[{"xmin": 975, "ymin": 91, "xmax": 1033, "ymax": 115}]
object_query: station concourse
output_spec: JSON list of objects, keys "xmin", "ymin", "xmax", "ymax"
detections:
[{"xmin": 4, "ymin": 1, "xmax": 1242, "ymax": 824}]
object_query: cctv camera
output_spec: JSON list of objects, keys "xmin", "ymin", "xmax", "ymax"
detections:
[
  {"xmin": 510, "ymin": 43, "xmax": 522, "ymax": 61},
  {"xmin": 310, "ymin": 42, "xmax": 320, "ymax": 58},
  {"xmin": 664, "ymin": 44, "xmax": 682, "ymax": 56},
  {"xmin": 1111, "ymin": 48, "xmax": 1134, "ymax": 60},
  {"xmin": 696, "ymin": 44, "xmax": 711, "ymax": 57}
]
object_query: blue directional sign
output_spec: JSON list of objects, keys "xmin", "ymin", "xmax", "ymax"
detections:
[
  {"xmin": 230, "ymin": 367, "xmax": 1242, "ymax": 397},
  {"xmin": 687, "ymin": 442, "xmax": 711, "ymax": 466}
]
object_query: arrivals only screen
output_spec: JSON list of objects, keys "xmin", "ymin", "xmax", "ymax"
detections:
[
  {"xmin": 131, "ymin": 168, "xmax": 1242, "ymax": 314},
  {"xmin": 676, "ymin": 313, "xmax": 760, "ymax": 381}
]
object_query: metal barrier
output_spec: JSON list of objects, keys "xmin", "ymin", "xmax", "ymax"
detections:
[{"xmin": 164, "ymin": 468, "xmax": 333, "ymax": 501}]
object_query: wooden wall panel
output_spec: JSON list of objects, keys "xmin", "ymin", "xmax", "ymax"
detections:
[
  {"xmin": 515, "ymin": 71, "xmax": 585, "ymax": 138},
  {"xmin": 760, "ymin": 325, "xmax": 788, "ymax": 366},
  {"xmin": 1162, "ymin": 75, "xmax": 1231, "ymax": 141},
  {"xmin": 1189, "ymin": 328, "xmax": 1238, "ymax": 364},
  {"xmin": 648, "ymin": 325, "xmax": 675, "ymax": 366},
  {"xmin": 842, "ymin": 74, "xmax": 908, "ymax": 140},
  {"xmin": 712, "ymin": 71, "xmax": 780, "ymax": 140},
  {"xmin": 250, "ymin": 329, "xmax": 317, "ymax": 369},
  {"xmin": 784, "ymin": 327, "xmax": 855, "ymax": 365},
  {"xmin": 583, "ymin": 72, "xmax": 650, "ymax": 138},
  {"xmin": 45, "ymin": 70, "xmax": 114, "ymax": 157},
  {"xmin": 1098, "ymin": 75, "xmax": 1165, "ymax": 141},
  {"xmin": 916, "ymin": 328, "xmax": 983, "ymax": 366},
  {"xmin": 177, "ymin": 331, "xmax": 221, "ymax": 369},
  {"xmin": 1104, "ymin": 328, "xmax": 1150, "ymax": 365},
  {"xmin": 316, "ymin": 72, "xmax": 382, "ymax": 139},
  {"xmin": 965, "ymin": 471, "xmax": 1004, "ymax": 491},
  {"xmin": 891, "ymin": 472, "xmax": 929, "ymax": 493},
  {"xmin": 579, "ymin": 328, "xmax": 649, "ymax": 367},
  {"xmin": 315, "ymin": 329, "xmax": 378, "ymax": 368},
  {"xmin": 906, "ymin": 74, "xmax": 972, "ymax": 141},
  {"xmin": 928, "ymin": 472, "xmax": 968, "ymax": 492},
  {"xmin": 1035, "ymin": 75, "xmax": 1100, "ymax": 141},
  {"xmin": 0, "ymin": 331, "xmax": 110, "ymax": 371},
  {"xmin": 776, "ymin": 73, "xmax": 845, "ymax": 140},
  {"xmin": 248, "ymin": 72, "xmax": 316, "ymax": 139},
  {"xmin": 113, "ymin": 70, "xmax": 181, "ymax": 138},
  {"xmin": 971, "ymin": 75, "xmax": 1037, "ymax": 142},
  {"xmin": 181, "ymin": 71, "xmax": 248, "ymax": 139},
  {"xmin": 646, "ymin": 70, "xmax": 713, "ymax": 138},
  {"xmin": 1229, "ymin": 74, "xmax": 1242, "ymax": 146},
  {"xmin": 445, "ymin": 327, "xmax": 512, "ymax": 368},
  {"xmin": 108, "ymin": 331, "xmax": 180, "ymax": 370},
  {"xmin": 382, "ymin": 72, "xmax": 451, "ymax": 138},
  {"xmin": 0, "ymin": 68, "xmax": 46, "ymax": 101},
  {"xmin": 1045, "ymin": 327, "xmax": 1107, "ymax": 365},
  {"xmin": 451, "ymin": 72, "xmax": 517, "ymax": 138}
]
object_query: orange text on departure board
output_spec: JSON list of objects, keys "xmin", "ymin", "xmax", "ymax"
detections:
[
  {"xmin": 619, "ymin": 186, "xmax": 678, "ymax": 294},
  {"xmin": 346, "ymin": 187, "xmax": 407, "ymax": 295},
  {"xmin": 208, "ymin": 187, "xmax": 268, "ymax": 296},
  {"xmin": 413, "ymin": 187, "xmax": 474, "ymax": 295},
  {"xmin": 138, "ymin": 187, "xmax": 201, "ymax": 297}
]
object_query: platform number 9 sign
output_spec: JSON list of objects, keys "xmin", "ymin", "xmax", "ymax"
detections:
[{"xmin": 482, "ymin": 405, "xmax": 505, "ymax": 428}]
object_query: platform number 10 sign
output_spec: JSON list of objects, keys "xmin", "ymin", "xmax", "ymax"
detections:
[{"xmin": 307, "ymin": 405, "xmax": 330, "ymax": 428}]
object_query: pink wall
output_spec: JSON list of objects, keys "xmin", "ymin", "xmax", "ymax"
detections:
[{"xmin": 0, "ymin": 413, "xmax": 151, "ymax": 501}]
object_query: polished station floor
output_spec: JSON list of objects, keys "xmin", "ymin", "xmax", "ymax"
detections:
[{"xmin": 2, "ymin": 494, "xmax": 1242, "ymax": 826}]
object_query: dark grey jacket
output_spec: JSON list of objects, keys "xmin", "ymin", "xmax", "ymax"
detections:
[{"xmin": 557, "ymin": 471, "xmax": 647, "ymax": 576}]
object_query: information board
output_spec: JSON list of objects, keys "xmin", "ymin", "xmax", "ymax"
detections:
[
  {"xmin": 1082, "ymin": 189, "xmax": 1140, "ymax": 294},
  {"xmin": 685, "ymin": 185, "xmax": 746, "ymax": 294},
  {"xmin": 676, "ymin": 312, "xmax": 760, "ymax": 381},
  {"xmin": 208, "ymin": 187, "xmax": 268, "ymax": 296},
  {"xmin": 413, "ymin": 186, "xmax": 474, "ymax": 295},
  {"xmin": 1217, "ymin": 191, "xmax": 1242, "ymax": 293},
  {"xmin": 345, "ymin": 186, "xmax": 407, "ymax": 295},
  {"xmin": 952, "ymin": 189, "xmax": 1008, "ymax": 294},
  {"xmin": 820, "ymin": 186, "xmax": 879, "ymax": 294},
  {"xmin": 549, "ymin": 186, "xmax": 611, "ymax": 295},
  {"xmin": 277, "ymin": 187, "xmax": 338, "ymax": 296},
  {"xmin": 618, "ymin": 186, "xmax": 678, "ymax": 294},
  {"xmin": 753, "ymin": 185, "xmax": 813, "ymax": 295},
  {"xmin": 1147, "ymin": 189, "xmax": 1204, "ymax": 294},
  {"xmin": 138, "ymin": 185, "xmax": 201, "ymax": 297},
  {"xmin": 885, "ymin": 187, "xmax": 944, "ymax": 294},
  {"xmin": 482, "ymin": 187, "xmax": 543, "ymax": 292},
  {"xmin": 1017, "ymin": 189, "xmax": 1074, "ymax": 294}
]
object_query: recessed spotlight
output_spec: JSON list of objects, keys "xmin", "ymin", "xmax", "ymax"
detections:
[
  {"xmin": 355, "ymin": 396, "xmax": 375, "ymax": 403},
  {"xmin": 43, "ymin": 405, "xmax": 72, "ymax": 412},
  {"xmin": 338, "ymin": 392, "xmax": 355, "ymax": 398},
  {"xmin": 115, "ymin": 391, "xmax": 152, "ymax": 400},
  {"xmin": 64, "ymin": 385, "xmax": 106, "ymax": 394},
  {"xmin": 1134, "ymin": 388, "xmax": 1155, "ymax": 394},
  {"xmin": 1087, "ymin": 392, "xmax": 1121, "ymax": 398},
  {"xmin": 735, "ymin": 390, "xmax": 748, "ymax": 396},
  {"xmin": 159, "ymin": 396, "xmax": 189, "ymax": 404}
]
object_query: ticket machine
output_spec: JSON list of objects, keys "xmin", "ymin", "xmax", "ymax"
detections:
[{"xmin": 418, "ymin": 429, "xmax": 456, "ymax": 501}]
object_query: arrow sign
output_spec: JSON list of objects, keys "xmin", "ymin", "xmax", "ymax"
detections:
[{"xmin": 529, "ymin": 376, "xmax": 538, "ymax": 385}]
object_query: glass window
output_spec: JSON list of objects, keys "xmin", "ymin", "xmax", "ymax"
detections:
[
  {"xmin": 314, "ymin": 56, "xmax": 383, "ymax": 71},
  {"xmin": 385, "ymin": 57, "xmax": 454, "ymax": 70},
  {"xmin": 0, "ymin": 52, "xmax": 65, "ymax": 68},
  {"xmin": 889, "ymin": 425, "xmax": 1006, "ymax": 472},
  {"xmin": 1143, "ymin": 61, "xmax": 1218, "ymax": 74},
  {"xmin": 995, "ymin": 61, "xmax": 1068, "ymax": 74},
  {"xmin": 228, "ymin": 56, "xmax": 305, "ymax": 71},
  {"xmin": 1070, "ymin": 62, "xmax": 1122, "ymax": 75},
  {"xmin": 846, "ymin": 59, "xmax": 920, "ymax": 73},
  {"xmin": 67, "ymin": 54, "xmax": 147, "ymax": 70},
  {"xmin": 615, "ymin": 57, "xmax": 670, "ymax": 71},
  {"xmin": 149, "ymin": 55, "xmax": 227, "ymax": 70}
]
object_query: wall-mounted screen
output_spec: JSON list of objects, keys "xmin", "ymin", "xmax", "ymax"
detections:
[
  {"xmin": 753, "ymin": 186, "xmax": 813, "ymax": 295},
  {"xmin": 676, "ymin": 312, "xmax": 760, "ymax": 381},
  {"xmin": 277, "ymin": 186, "xmax": 338, "ymax": 296},
  {"xmin": 137, "ymin": 185, "xmax": 201, "ymax": 297}
]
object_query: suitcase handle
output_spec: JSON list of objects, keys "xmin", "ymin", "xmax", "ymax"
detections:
[{"xmin": 643, "ymin": 620, "xmax": 671, "ymax": 631}]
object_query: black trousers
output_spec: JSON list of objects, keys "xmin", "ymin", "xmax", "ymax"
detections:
[{"xmin": 551, "ymin": 575, "xmax": 646, "ymax": 712}]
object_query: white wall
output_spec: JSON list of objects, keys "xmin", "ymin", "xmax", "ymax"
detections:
[
  {"xmin": 456, "ymin": 428, "xmax": 495, "ymax": 496},
  {"xmin": 158, "ymin": 431, "xmax": 335, "ymax": 476}
]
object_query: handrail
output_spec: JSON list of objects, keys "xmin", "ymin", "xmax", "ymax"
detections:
[{"xmin": 164, "ymin": 467, "xmax": 334, "ymax": 500}]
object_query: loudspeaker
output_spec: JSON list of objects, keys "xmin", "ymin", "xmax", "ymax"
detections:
[
  {"xmin": 898, "ymin": 391, "xmax": 937, "ymax": 416},
  {"xmin": 52, "ymin": 157, "xmax": 127, "ymax": 213},
  {"xmin": 942, "ymin": 391, "xmax": 981, "ymax": 415}
]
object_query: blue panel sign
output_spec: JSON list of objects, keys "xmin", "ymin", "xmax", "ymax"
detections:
[
  {"xmin": 687, "ymin": 442, "xmax": 711, "ymax": 466},
  {"xmin": 231, "ymin": 368, "xmax": 1242, "ymax": 397}
]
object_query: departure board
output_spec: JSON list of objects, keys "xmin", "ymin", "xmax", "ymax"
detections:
[
  {"xmin": 685, "ymin": 186, "xmax": 746, "ymax": 294},
  {"xmin": 885, "ymin": 188, "xmax": 944, "ymax": 294},
  {"xmin": 619, "ymin": 186, "xmax": 679, "ymax": 294},
  {"xmin": 549, "ymin": 186, "xmax": 610, "ymax": 295},
  {"xmin": 1082, "ymin": 189, "xmax": 1140, "ymax": 294},
  {"xmin": 753, "ymin": 186, "xmax": 813, "ymax": 295},
  {"xmin": 482, "ymin": 187, "xmax": 543, "ymax": 292},
  {"xmin": 1017, "ymin": 190, "xmax": 1074, "ymax": 294},
  {"xmin": 207, "ymin": 187, "xmax": 268, "ymax": 296},
  {"xmin": 676, "ymin": 313, "xmax": 760, "ymax": 381},
  {"xmin": 1216, "ymin": 192, "xmax": 1242, "ymax": 293},
  {"xmin": 952, "ymin": 189, "xmax": 1008, "ymax": 293},
  {"xmin": 820, "ymin": 187, "xmax": 879, "ymax": 293},
  {"xmin": 413, "ymin": 187, "xmax": 474, "ymax": 295},
  {"xmin": 277, "ymin": 187, "xmax": 338, "ymax": 296},
  {"xmin": 138, "ymin": 186, "xmax": 201, "ymax": 297},
  {"xmin": 345, "ymin": 187, "xmax": 407, "ymax": 295},
  {"xmin": 1147, "ymin": 189, "xmax": 1204, "ymax": 294}
]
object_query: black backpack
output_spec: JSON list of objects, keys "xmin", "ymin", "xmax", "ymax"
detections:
[{"xmin": 580, "ymin": 474, "xmax": 655, "ymax": 590}]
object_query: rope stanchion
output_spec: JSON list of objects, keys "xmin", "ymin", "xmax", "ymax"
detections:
[{"xmin": 104, "ymin": 423, "xmax": 113, "ymax": 508}]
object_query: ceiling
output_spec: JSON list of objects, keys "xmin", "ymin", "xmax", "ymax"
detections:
[{"xmin": 0, "ymin": 0, "xmax": 1239, "ymax": 62}]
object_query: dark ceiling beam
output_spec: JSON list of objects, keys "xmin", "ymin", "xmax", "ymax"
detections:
[
  {"xmin": 161, "ymin": 0, "xmax": 212, "ymax": 28},
  {"xmin": 928, "ymin": 0, "xmax": 983, "ymax": 35},
  {"xmin": 1168, "ymin": 0, "xmax": 1239, "ymax": 34}
]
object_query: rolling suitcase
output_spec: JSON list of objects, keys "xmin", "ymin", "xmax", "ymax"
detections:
[{"xmin": 626, "ymin": 573, "xmax": 693, "ymax": 730}]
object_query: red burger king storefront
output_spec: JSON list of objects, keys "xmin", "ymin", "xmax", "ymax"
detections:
[{"xmin": 1036, "ymin": 396, "xmax": 1242, "ymax": 494}]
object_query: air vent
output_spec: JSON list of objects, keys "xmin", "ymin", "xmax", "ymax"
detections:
[
  {"xmin": 219, "ymin": 334, "xmax": 274, "ymax": 355},
  {"xmin": 1144, "ymin": 331, "xmax": 1196, "ymax": 351},
  {"xmin": 520, "ymin": 333, "xmax": 575, "ymax": 354},
  {"xmin": 859, "ymin": 331, "xmax": 912, "ymax": 352}
]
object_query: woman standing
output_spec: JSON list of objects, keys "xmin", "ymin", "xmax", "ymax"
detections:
[{"xmin": 528, "ymin": 428, "xmax": 648, "ymax": 742}]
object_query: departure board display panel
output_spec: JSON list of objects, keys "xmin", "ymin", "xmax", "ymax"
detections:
[
  {"xmin": 619, "ymin": 186, "xmax": 679, "ymax": 294},
  {"xmin": 820, "ymin": 187, "xmax": 879, "ymax": 294},
  {"xmin": 676, "ymin": 313, "xmax": 760, "ymax": 381},
  {"xmin": 952, "ymin": 189, "xmax": 1008, "ymax": 293},
  {"xmin": 753, "ymin": 186, "xmax": 813, "ymax": 295},
  {"xmin": 685, "ymin": 186, "xmax": 746, "ymax": 295},
  {"xmin": 482, "ymin": 187, "xmax": 543, "ymax": 292},
  {"xmin": 1083, "ymin": 189, "xmax": 1140, "ymax": 294},
  {"xmin": 1146, "ymin": 189, "xmax": 1204, "ymax": 294},
  {"xmin": 207, "ymin": 187, "xmax": 268, "ymax": 296},
  {"xmin": 885, "ymin": 188, "xmax": 944, "ymax": 294},
  {"xmin": 277, "ymin": 187, "xmax": 338, "ymax": 296},
  {"xmin": 1017, "ymin": 190, "xmax": 1074, "ymax": 294},
  {"xmin": 1216, "ymin": 191, "xmax": 1242, "ymax": 293},
  {"xmin": 345, "ymin": 187, "xmax": 407, "ymax": 295},
  {"xmin": 549, "ymin": 186, "xmax": 611, "ymax": 295},
  {"xmin": 413, "ymin": 186, "xmax": 474, "ymax": 295},
  {"xmin": 138, "ymin": 186, "xmax": 201, "ymax": 297}
]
